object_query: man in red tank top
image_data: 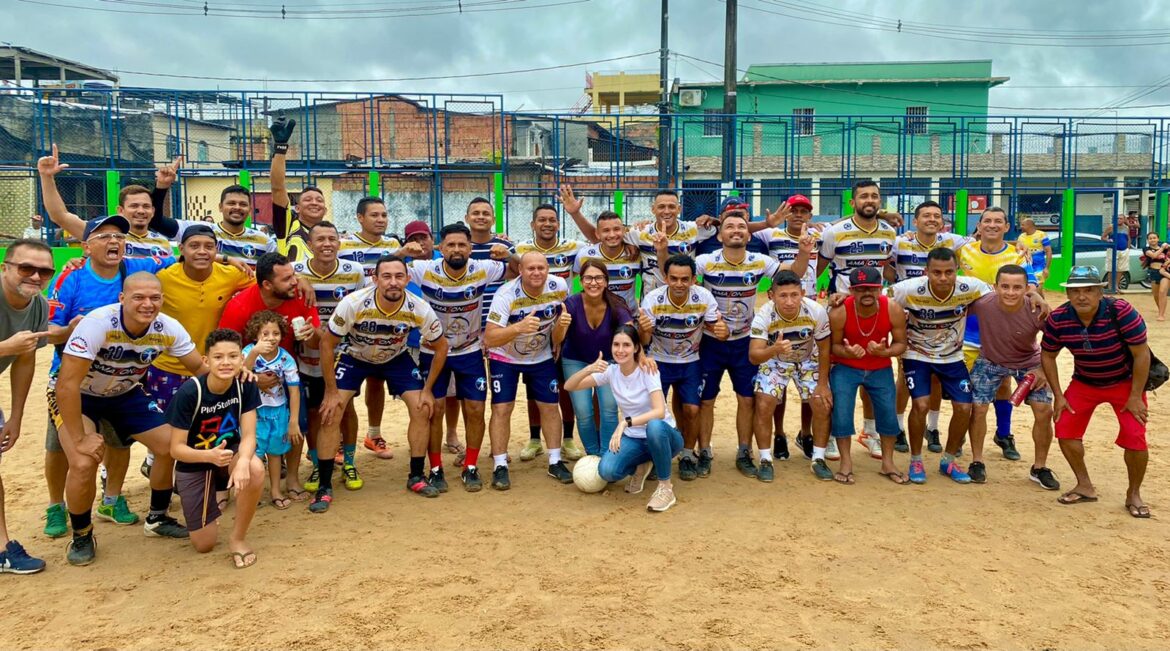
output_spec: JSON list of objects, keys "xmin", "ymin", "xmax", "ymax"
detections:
[{"xmin": 825, "ymin": 267, "xmax": 908, "ymax": 484}]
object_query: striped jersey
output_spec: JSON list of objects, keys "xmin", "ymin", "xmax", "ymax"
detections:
[
  {"xmin": 292, "ymin": 259, "xmax": 369, "ymax": 377},
  {"xmin": 893, "ymin": 232, "xmax": 970, "ymax": 281},
  {"xmin": 695, "ymin": 251, "xmax": 779, "ymax": 340},
  {"xmin": 327, "ymin": 286, "xmax": 443, "ymax": 365},
  {"xmin": 573, "ymin": 243, "xmax": 643, "ymax": 312},
  {"xmin": 471, "ymin": 236, "xmax": 515, "ymax": 325},
  {"xmin": 1041, "ymin": 298, "xmax": 1147, "ymax": 386},
  {"xmin": 338, "ymin": 233, "xmax": 402, "ymax": 277},
  {"xmin": 624, "ymin": 220, "xmax": 717, "ymax": 293},
  {"xmin": 1017, "ymin": 231, "xmax": 1052, "ymax": 269},
  {"xmin": 958, "ymin": 242, "xmax": 1035, "ymax": 347},
  {"xmin": 63, "ymin": 304, "xmax": 196, "ymax": 397},
  {"xmin": 640, "ymin": 285, "xmax": 720, "ymax": 364},
  {"xmin": 818, "ymin": 217, "xmax": 897, "ymax": 293},
  {"xmin": 485, "ymin": 276, "xmax": 570, "ymax": 365},
  {"xmin": 408, "ymin": 258, "xmax": 507, "ymax": 357},
  {"xmin": 173, "ymin": 219, "xmax": 275, "ymax": 267},
  {"xmin": 515, "ymin": 239, "xmax": 587, "ymax": 281},
  {"xmin": 125, "ymin": 230, "xmax": 175, "ymax": 261},
  {"xmin": 891, "ymin": 275, "xmax": 992, "ymax": 364},
  {"xmin": 749, "ymin": 298, "xmax": 830, "ymax": 365},
  {"xmin": 753, "ymin": 227, "xmax": 820, "ymax": 295}
]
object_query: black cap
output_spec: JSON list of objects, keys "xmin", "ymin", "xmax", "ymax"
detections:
[
  {"xmin": 848, "ymin": 266, "xmax": 883, "ymax": 288},
  {"xmin": 180, "ymin": 224, "xmax": 217, "ymax": 244}
]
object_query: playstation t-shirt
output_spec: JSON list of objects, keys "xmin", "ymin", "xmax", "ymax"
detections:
[{"xmin": 166, "ymin": 375, "xmax": 260, "ymax": 473}]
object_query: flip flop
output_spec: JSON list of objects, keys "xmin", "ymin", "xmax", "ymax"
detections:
[
  {"xmin": 1057, "ymin": 491, "xmax": 1099, "ymax": 505},
  {"xmin": 271, "ymin": 497, "xmax": 292, "ymax": 510},
  {"xmin": 833, "ymin": 471, "xmax": 855, "ymax": 485},
  {"xmin": 879, "ymin": 470, "xmax": 909, "ymax": 485},
  {"xmin": 445, "ymin": 441, "xmax": 466, "ymax": 455},
  {"xmin": 230, "ymin": 550, "xmax": 257, "ymax": 570},
  {"xmin": 1126, "ymin": 503, "xmax": 1152, "ymax": 519},
  {"xmin": 286, "ymin": 488, "xmax": 309, "ymax": 502}
]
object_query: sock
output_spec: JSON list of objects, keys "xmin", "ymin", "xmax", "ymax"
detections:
[
  {"xmin": 465, "ymin": 447, "xmax": 480, "ymax": 469},
  {"xmin": 148, "ymin": 488, "xmax": 172, "ymax": 518},
  {"xmin": 926, "ymin": 410, "xmax": 940, "ymax": 431},
  {"xmin": 548, "ymin": 448, "xmax": 562, "ymax": 465},
  {"xmin": 994, "ymin": 400, "xmax": 1013, "ymax": 438},
  {"xmin": 308, "ymin": 449, "xmax": 319, "ymax": 465},
  {"xmin": 69, "ymin": 510, "xmax": 92, "ymax": 535},
  {"xmin": 529, "ymin": 425, "xmax": 541, "ymax": 441},
  {"xmin": 409, "ymin": 456, "xmax": 425, "ymax": 478},
  {"xmin": 563, "ymin": 421, "xmax": 574, "ymax": 440},
  {"xmin": 493, "ymin": 453, "xmax": 508, "ymax": 469},
  {"xmin": 317, "ymin": 459, "xmax": 335, "ymax": 490},
  {"xmin": 941, "ymin": 452, "xmax": 955, "ymax": 465},
  {"xmin": 759, "ymin": 448, "xmax": 774, "ymax": 462},
  {"xmin": 863, "ymin": 418, "xmax": 876, "ymax": 436},
  {"xmin": 343, "ymin": 444, "xmax": 356, "ymax": 466},
  {"xmin": 896, "ymin": 413, "xmax": 907, "ymax": 432},
  {"xmin": 367, "ymin": 426, "xmax": 381, "ymax": 439},
  {"xmin": 680, "ymin": 449, "xmax": 697, "ymax": 462},
  {"xmin": 737, "ymin": 443, "xmax": 751, "ymax": 456},
  {"xmin": 101, "ymin": 494, "xmax": 117, "ymax": 507},
  {"xmin": 812, "ymin": 446, "xmax": 826, "ymax": 461},
  {"xmin": 428, "ymin": 451, "xmax": 442, "ymax": 470},
  {"xmin": 911, "ymin": 454, "xmax": 923, "ymax": 463}
]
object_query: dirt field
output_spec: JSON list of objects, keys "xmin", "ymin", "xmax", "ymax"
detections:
[{"xmin": 2, "ymin": 292, "xmax": 1169, "ymax": 650}]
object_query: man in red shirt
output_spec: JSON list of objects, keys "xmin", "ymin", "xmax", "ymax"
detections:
[{"xmin": 219, "ymin": 252, "xmax": 320, "ymax": 352}]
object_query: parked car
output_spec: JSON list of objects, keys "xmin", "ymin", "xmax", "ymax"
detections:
[{"xmin": 1048, "ymin": 232, "xmax": 1144, "ymax": 290}]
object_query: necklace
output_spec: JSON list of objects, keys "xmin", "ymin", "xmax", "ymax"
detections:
[{"xmin": 853, "ymin": 305, "xmax": 881, "ymax": 338}]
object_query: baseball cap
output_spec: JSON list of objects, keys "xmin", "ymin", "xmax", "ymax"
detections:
[
  {"xmin": 786, "ymin": 194, "xmax": 813, "ymax": 209},
  {"xmin": 849, "ymin": 266, "xmax": 883, "ymax": 288},
  {"xmin": 404, "ymin": 220, "xmax": 432, "ymax": 240},
  {"xmin": 180, "ymin": 223, "xmax": 217, "ymax": 244},
  {"xmin": 1061, "ymin": 265, "xmax": 1106, "ymax": 288},
  {"xmin": 82, "ymin": 215, "xmax": 130, "ymax": 240},
  {"xmin": 718, "ymin": 196, "xmax": 750, "ymax": 215}
]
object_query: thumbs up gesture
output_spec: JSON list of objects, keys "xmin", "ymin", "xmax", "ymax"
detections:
[
  {"xmin": 209, "ymin": 440, "xmax": 233, "ymax": 467},
  {"xmin": 841, "ymin": 337, "xmax": 866, "ymax": 359},
  {"xmin": 638, "ymin": 308, "xmax": 655, "ymax": 334},
  {"xmin": 587, "ymin": 351, "xmax": 609, "ymax": 375}
]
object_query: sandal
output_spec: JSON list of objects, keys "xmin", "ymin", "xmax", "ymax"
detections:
[
  {"xmin": 879, "ymin": 470, "xmax": 909, "ymax": 485},
  {"xmin": 1057, "ymin": 491, "xmax": 1099, "ymax": 505},
  {"xmin": 833, "ymin": 471, "xmax": 855, "ymax": 485},
  {"xmin": 1126, "ymin": 503, "xmax": 1152, "ymax": 518},
  {"xmin": 230, "ymin": 550, "xmax": 257, "ymax": 569},
  {"xmin": 286, "ymin": 488, "xmax": 309, "ymax": 502},
  {"xmin": 445, "ymin": 441, "xmax": 465, "ymax": 455},
  {"xmin": 271, "ymin": 497, "xmax": 292, "ymax": 510}
]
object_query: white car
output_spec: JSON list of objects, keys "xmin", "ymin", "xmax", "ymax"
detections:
[{"xmin": 1048, "ymin": 232, "xmax": 1144, "ymax": 290}]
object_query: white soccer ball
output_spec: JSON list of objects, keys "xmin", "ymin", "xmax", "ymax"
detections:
[{"xmin": 572, "ymin": 455, "xmax": 608, "ymax": 493}]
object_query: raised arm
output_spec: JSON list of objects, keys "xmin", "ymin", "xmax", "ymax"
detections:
[
  {"xmin": 269, "ymin": 117, "xmax": 295, "ymax": 240},
  {"xmin": 37, "ymin": 145, "xmax": 87, "ymax": 240},
  {"xmin": 561, "ymin": 185, "xmax": 599, "ymax": 243},
  {"xmin": 149, "ymin": 157, "xmax": 183, "ymax": 238}
]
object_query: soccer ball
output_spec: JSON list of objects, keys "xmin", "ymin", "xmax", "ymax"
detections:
[{"xmin": 572, "ymin": 455, "xmax": 607, "ymax": 493}]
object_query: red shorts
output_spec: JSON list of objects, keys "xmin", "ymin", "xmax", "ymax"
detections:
[{"xmin": 1055, "ymin": 379, "xmax": 1148, "ymax": 451}]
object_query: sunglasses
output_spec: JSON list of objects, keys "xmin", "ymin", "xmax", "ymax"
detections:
[
  {"xmin": 88, "ymin": 232, "xmax": 127, "ymax": 242},
  {"xmin": 4, "ymin": 262, "xmax": 55, "ymax": 281}
]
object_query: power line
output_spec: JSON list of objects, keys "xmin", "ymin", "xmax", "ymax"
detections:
[{"xmin": 18, "ymin": 0, "xmax": 589, "ymax": 19}]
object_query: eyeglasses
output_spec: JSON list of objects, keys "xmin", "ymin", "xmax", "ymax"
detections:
[
  {"xmin": 4, "ymin": 262, "xmax": 55, "ymax": 280},
  {"xmin": 1081, "ymin": 327, "xmax": 1093, "ymax": 352},
  {"xmin": 581, "ymin": 275, "xmax": 607, "ymax": 284},
  {"xmin": 88, "ymin": 232, "xmax": 127, "ymax": 242}
]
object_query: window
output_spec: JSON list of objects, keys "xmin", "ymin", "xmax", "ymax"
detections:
[
  {"xmin": 197, "ymin": 141, "xmax": 209, "ymax": 163},
  {"xmin": 703, "ymin": 109, "xmax": 723, "ymax": 137},
  {"xmin": 793, "ymin": 108, "xmax": 815, "ymax": 136},
  {"xmin": 906, "ymin": 106, "xmax": 928, "ymax": 135},
  {"xmin": 165, "ymin": 135, "xmax": 180, "ymax": 158}
]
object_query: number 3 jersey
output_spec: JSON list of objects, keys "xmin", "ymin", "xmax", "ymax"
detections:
[
  {"xmin": 328, "ymin": 286, "xmax": 443, "ymax": 364},
  {"xmin": 890, "ymin": 275, "xmax": 992, "ymax": 364},
  {"xmin": 486, "ymin": 276, "xmax": 570, "ymax": 365},
  {"xmin": 62, "ymin": 304, "xmax": 196, "ymax": 397}
]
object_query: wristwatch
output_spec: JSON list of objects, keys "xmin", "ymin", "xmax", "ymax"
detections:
[{"xmin": 625, "ymin": 416, "xmax": 633, "ymax": 427}]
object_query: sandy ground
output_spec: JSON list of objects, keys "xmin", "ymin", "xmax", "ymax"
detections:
[{"xmin": 2, "ymin": 291, "xmax": 1169, "ymax": 651}]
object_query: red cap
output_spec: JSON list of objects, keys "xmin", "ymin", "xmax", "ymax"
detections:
[
  {"xmin": 403, "ymin": 220, "xmax": 432, "ymax": 239},
  {"xmin": 786, "ymin": 194, "xmax": 813, "ymax": 209}
]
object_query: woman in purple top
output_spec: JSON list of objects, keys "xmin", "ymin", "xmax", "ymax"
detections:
[{"xmin": 553, "ymin": 259, "xmax": 633, "ymax": 455}]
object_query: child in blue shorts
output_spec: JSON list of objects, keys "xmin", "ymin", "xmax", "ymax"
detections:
[{"xmin": 243, "ymin": 311, "xmax": 302, "ymax": 510}]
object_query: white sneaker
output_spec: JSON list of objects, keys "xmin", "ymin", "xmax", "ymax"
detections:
[
  {"xmin": 646, "ymin": 483, "xmax": 676, "ymax": 512},
  {"xmin": 859, "ymin": 433, "xmax": 883, "ymax": 460},
  {"xmin": 626, "ymin": 462, "xmax": 652, "ymax": 494},
  {"xmin": 826, "ymin": 438, "xmax": 841, "ymax": 461}
]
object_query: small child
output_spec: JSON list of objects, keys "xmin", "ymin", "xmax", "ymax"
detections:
[{"xmin": 242, "ymin": 311, "xmax": 302, "ymax": 510}]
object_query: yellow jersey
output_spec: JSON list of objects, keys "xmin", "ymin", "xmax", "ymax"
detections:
[{"xmin": 153, "ymin": 262, "xmax": 255, "ymax": 375}]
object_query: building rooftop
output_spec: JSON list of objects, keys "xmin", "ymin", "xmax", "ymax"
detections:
[
  {"xmin": 0, "ymin": 46, "xmax": 119, "ymax": 84},
  {"xmin": 680, "ymin": 60, "xmax": 1008, "ymax": 88}
]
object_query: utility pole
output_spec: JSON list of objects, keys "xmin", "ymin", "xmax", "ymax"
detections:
[
  {"xmin": 657, "ymin": 0, "xmax": 670, "ymax": 188},
  {"xmin": 721, "ymin": 0, "xmax": 737, "ymax": 184}
]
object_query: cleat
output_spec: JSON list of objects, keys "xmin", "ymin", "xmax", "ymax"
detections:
[
  {"xmin": 1030, "ymin": 466, "xmax": 1060, "ymax": 491},
  {"xmin": 407, "ymin": 475, "xmax": 441, "ymax": 497},
  {"xmin": 303, "ymin": 466, "xmax": 321, "ymax": 493},
  {"xmin": 795, "ymin": 433, "xmax": 814, "ymax": 460},
  {"xmin": 773, "ymin": 435, "xmax": 790, "ymax": 461},
  {"xmin": 561, "ymin": 438, "xmax": 586, "ymax": 461},
  {"xmin": 66, "ymin": 531, "xmax": 97, "ymax": 566},
  {"xmin": 735, "ymin": 451, "xmax": 757, "ymax": 478},
  {"xmin": 363, "ymin": 436, "xmax": 395, "ymax": 459},
  {"xmin": 678, "ymin": 456, "xmax": 698, "ymax": 481},
  {"xmin": 696, "ymin": 450, "xmax": 713, "ymax": 477},
  {"xmin": 994, "ymin": 435, "xmax": 1021, "ymax": 461},
  {"xmin": 460, "ymin": 466, "xmax": 484, "ymax": 492},
  {"xmin": 939, "ymin": 459, "xmax": 972, "ymax": 484},
  {"xmin": 519, "ymin": 439, "xmax": 544, "ymax": 461},
  {"xmin": 428, "ymin": 467, "xmax": 449, "ymax": 493},
  {"xmin": 968, "ymin": 461, "xmax": 987, "ymax": 484},
  {"xmin": 44, "ymin": 503, "xmax": 68, "ymax": 539},
  {"xmin": 308, "ymin": 488, "xmax": 333, "ymax": 513},
  {"xmin": 547, "ymin": 461, "xmax": 574, "ymax": 484},
  {"xmin": 491, "ymin": 466, "xmax": 511, "ymax": 491},
  {"xmin": 908, "ymin": 459, "xmax": 927, "ymax": 484},
  {"xmin": 143, "ymin": 515, "xmax": 189, "ymax": 539},
  {"xmin": 757, "ymin": 459, "xmax": 775, "ymax": 483},
  {"xmin": 96, "ymin": 495, "xmax": 139, "ymax": 526},
  {"xmin": 341, "ymin": 464, "xmax": 363, "ymax": 491},
  {"xmin": 925, "ymin": 429, "xmax": 942, "ymax": 453}
]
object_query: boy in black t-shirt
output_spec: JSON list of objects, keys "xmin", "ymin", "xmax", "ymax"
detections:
[{"xmin": 166, "ymin": 329, "xmax": 264, "ymax": 569}]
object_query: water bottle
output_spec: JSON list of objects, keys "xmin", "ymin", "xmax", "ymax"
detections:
[{"xmin": 1010, "ymin": 373, "xmax": 1036, "ymax": 406}]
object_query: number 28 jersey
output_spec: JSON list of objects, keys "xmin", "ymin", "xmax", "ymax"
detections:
[{"xmin": 328, "ymin": 286, "xmax": 443, "ymax": 364}]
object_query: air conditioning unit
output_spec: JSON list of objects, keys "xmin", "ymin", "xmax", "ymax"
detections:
[{"xmin": 679, "ymin": 89, "xmax": 703, "ymax": 107}]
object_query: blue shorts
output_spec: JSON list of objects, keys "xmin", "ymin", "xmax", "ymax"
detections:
[
  {"xmin": 144, "ymin": 366, "xmax": 189, "ymax": 414},
  {"xmin": 657, "ymin": 360, "xmax": 702, "ymax": 407},
  {"xmin": 969, "ymin": 356, "xmax": 1053, "ymax": 405},
  {"xmin": 903, "ymin": 358, "xmax": 973, "ymax": 404},
  {"xmin": 256, "ymin": 404, "xmax": 291, "ymax": 458},
  {"xmin": 699, "ymin": 336, "xmax": 756, "ymax": 400},
  {"xmin": 419, "ymin": 351, "xmax": 488, "ymax": 402},
  {"xmin": 830, "ymin": 365, "xmax": 898, "ymax": 438},
  {"xmin": 489, "ymin": 358, "xmax": 559, "ymax": 404},
  {"xmin": 335, "ymin": 353, "xmax": 423, "ymax": 396},
  {"xmin": 81, "ymin": 387, "xmax": 165, "ymax": 445}
]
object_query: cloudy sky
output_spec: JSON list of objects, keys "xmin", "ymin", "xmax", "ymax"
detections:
[{"xmin": 6, "ymin": 0, "xmax": 1170, "ymax": 116}]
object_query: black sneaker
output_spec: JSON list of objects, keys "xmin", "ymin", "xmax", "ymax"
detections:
[
  {"xmin": 143, "ymin": 514, "xmax": 189, "ymax": 539},
  {"xmin": 697, "ymin": 450, "xmax": 713, "ymax": 478},
  {"xmin": 995, "ymin": 435, "xmax": 1022, "ymax": 461},
  {"xmin": 773, "ymin": 436, "xmax": 790, "ymax": 461},
  {"xmin": 678, "ymin": 456, "xmax": 698, "ymax": 481},
  {"xmin": 491, "ymin": 466, "xmax": 511, "ymax": 491},
  {"xmin": 428, "ymin": 467, "xmax": 449, "ymax": 493},
  {"xmin": 1030, "ymin": 466, "xmax": 1060, "ymax": 491},
  {"xmin": 757, "ymin": 459, "xmax": 775, "ymax": 483},
  {"xmin": 968, "ymin": 461, "xmax": 987, "ymax": 484},
  {"xmin": 461, "ymin": 467, "xmax": 483, "ymax": 492},
  {"xmin": 66, "ymin": 530, "xmax": 96, "ymax": 566},
  {"xmin": 406, "ymin": 475, "xmax": 441, "ymax": 498},
  {"xmin": 925, "ymin": 428, "xmax": 942, "ymax": 453},
  {"xmin": 795, "ymin": 433, "xmax": 814, "ymax": 460},
  {"xmin": 547, "ymin": 461, "xmax": 573, "ymax": 484},
  {"xmin": 735, "ymin": 451, "xmax": 758, "ymax": 478},
  {"xmin": 894, "ymin": 430, "xmax": 909, "ymax": 453}
]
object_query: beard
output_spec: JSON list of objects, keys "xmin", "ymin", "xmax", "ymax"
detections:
[{"xmin": 446, "ymin": 255, "xmax": 468, "ymax": 270}]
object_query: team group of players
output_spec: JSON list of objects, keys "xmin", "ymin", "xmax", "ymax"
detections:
[{"xmin": 0, "ymin": 116, "xmax": 1152, "ymax": 574}]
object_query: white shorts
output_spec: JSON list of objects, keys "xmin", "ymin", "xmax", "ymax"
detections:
[{"xmin": 754, "ymin": 359, "xmax": 819, "ymax": 400}]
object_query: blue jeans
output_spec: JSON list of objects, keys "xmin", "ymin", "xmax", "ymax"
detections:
[
  {"xmin": 562, "ymin": 357, "xmax": 619, "ymax": 456},
  {"xmin": 598, "ymin": 420, "xmax": 684, "ymax": 482},
  {"xmin": 829, "ymin": 364, "xmax": 898, "ymax": 438}
]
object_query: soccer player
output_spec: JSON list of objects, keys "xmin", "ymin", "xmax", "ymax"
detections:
[
  {"xmin": 483, "ymin": 252, "xmax": 571, "ymax": 490},
  {"xmin": 827, "ymin": 267, "xmax": 908, "ymax": 485},
  {"xmin": 968, "ymin": 264, "xmax": 1057, "ymax": 488},
  {"xmin": 316, "ymin": 256, "xmax": 447, "ymax": 512},
  {"xmin": 694, "ymin": 212, "xmax": 780, "ymax": 478},
  {"xmin": 1016, "ymin": 218, "xmax": 1052, "ymax": 294},
  {"xmin": 166, "ymin": 329, "xmax": 265, "ymax": 568},
  {"xmin": 149, "ymin": 177, "xmax": 276, "ymax": 267},
  {"xmin": 268, "ymin": 117, "xmax": 328, "ymax": 262},
  {"xmin": 0, "ymin": 240, "xmax": 58, "ymax": 574},
  {"xmin": 891, "ymin": 248, "xmax": 992, "ymax": 484},
  {"xmin": 748, "ymin": 270, "xmax": 832, "ymax": 483},
  {"xmin": 409, "ymin": 223, "xmax": 512, "ymax": 491},
  {"xmin": 55, "ymin": 272, "xmax": 208, "ymax": 566},
  {"xmin": 639, "ymin": 254, "xmax": 727, "ymax": 480},
  {"xmin": 572, "ymin": 210, "xmax": 643, "ymax": 312}
]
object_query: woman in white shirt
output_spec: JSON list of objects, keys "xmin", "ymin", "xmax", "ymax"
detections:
[{"xmin": 564, "ymin": 324, "xmax": 683, "ymax": 512}]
